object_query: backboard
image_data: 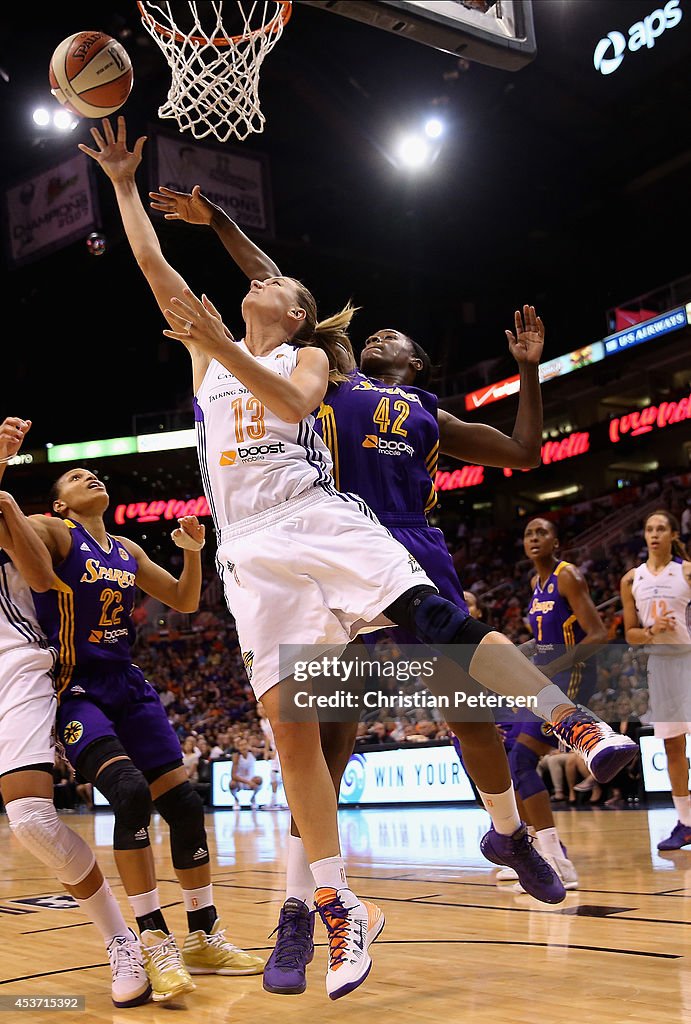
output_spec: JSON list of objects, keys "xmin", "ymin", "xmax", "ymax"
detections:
[{"xmin": 298, "ymin": 1, "xmax": 537, "ymax": 71}]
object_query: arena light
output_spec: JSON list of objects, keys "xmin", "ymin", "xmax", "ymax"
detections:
[
  {"xmin": 397, "ymin": 134, "xmax": 432, "ymax": 169},
  {"xmin": 47, "ymin": 436, "xmax": 137, "ymax": 463},
  {"xmin": 424, "ymin": 117, "xmax": 444, "ymax": 139},
  {"xmin": 137, "ymin": 429, "xmax": 196, "ymax": 453},
  {"xmin": 32, "ymin": 107, "xmax": 50, "ymax": 127},
  {"xmin": 53, "ymin": 108, "xmax": 78, "ymax": 131}
]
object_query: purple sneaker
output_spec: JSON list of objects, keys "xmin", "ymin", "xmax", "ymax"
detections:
[
  {"xmin": 657, "ymin": 821, "xmax": 691, "ymax": 851},
  {"xmin": 480, "ymin": 824, "xmax": 566, "ymax": 904},
  {"xmin": 550, "ymin": 706, "xmax": 638, "ymax": 784},
  {"xmin": 263, "ymin": 898, "xmax": 315, "ymax": 995}
]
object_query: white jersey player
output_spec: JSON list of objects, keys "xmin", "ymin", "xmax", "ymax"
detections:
[
  {"xmin": 0, "ymin": 417, "xmax": 149, "ymax": 1007},
  {"xmin": 257, "ymin": 700, "xmax": 283, "ymax": 809},
  {"xmin": 621, "ymin": 509, "xmax": 691, "ymax": 851},
  {"xmin": 84, "ymin": 115, "xmax": 637, "ymax": 1001}
]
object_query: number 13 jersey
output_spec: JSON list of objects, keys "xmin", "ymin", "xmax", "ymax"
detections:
[{"xmin": 193, "ymin": 342, "xmax": 334, "ymax": 531}]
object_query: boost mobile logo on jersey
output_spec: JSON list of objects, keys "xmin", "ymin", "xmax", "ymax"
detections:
[
  {"xmin": 89, "ymin": 627, "xmax": 129, "ymax": 644},
  {"xmin": 593, "ymin": 0, "xmax": 682, "ymax": 75},
  {"xmin": 362, "ymin": 435, "xmax": 415, "ymax": 458},
  {"xmin": 220, "ymin": 442, "xmax": 286, "ymax": 466}
]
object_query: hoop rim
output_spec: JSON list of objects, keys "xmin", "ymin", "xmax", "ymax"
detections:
[{"xmin": 137, "ymin": 0, "xmax": 292, "ymax": 47}]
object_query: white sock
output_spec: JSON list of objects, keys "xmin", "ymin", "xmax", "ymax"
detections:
[
  {"xmin": 310, "ymin": 854, "xmax": 348, "ymax": 892},
  {"xmin": 127, "ymin": 888, "xmax": 161, "ymax": 921},
  {"xmin": 286, "ymin": 835, "xmax": 314, "ymax": 906},
  {"xmin": 182, "ymin": 883, "xmax": 214, "ymax": 913},
  {"xmin": 75, "ymin": 879, "xmax": 130, "ymax": 945},
  {"xmin": 672, "ymin": 794, "xmax": 691, "ymax": 826},
  {"xmin": 536, "ymin": 827, "xmax": 563, "ymax": 860},
  {"xmin": 534, "ymin": 684, "xmax": 576, "ymax": 723},
  {"xmin": 477, "ymin": 784, "xmax": 521, "ymax": 836}
]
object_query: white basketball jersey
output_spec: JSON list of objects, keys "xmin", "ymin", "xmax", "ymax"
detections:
[
  {"xmin": 235, "ymin": 750, "xmax": 257, "ymax": 777},
  {"xmin": 194, "ymin": 342, "xmax": 334, "ymax": 530},
  {"xmin": 0, "ymin": 552, "xmax": 49, "ymax": 657},
  {"xmin": 631, "ymin": 560, "xmax": 691, "ymax": 643}
]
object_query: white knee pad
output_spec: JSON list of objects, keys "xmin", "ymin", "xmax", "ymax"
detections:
[{"xmin": 6, "ymin": 797, "xmax": 95, "ymax": 886}]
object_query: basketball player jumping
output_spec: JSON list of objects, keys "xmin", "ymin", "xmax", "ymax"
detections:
[
  {"xmin": 25, "ymin": 467, "xmax": 264, "ymax": 1002},
  {"xmin": 83, "ymin": 115, "xmax": 637, "ymax": 1000},
  {"xmin": 621, "ymin": 510, "xmax": 691, "ymax": 851},
  {"xmin": 0, "ymin": 418, "xmax": 150, "ymax": 1008}
]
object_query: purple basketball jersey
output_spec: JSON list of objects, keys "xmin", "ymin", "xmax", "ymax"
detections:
[
  {"xmin": 32, "ymin": 520, "xmax": 137, "ymax": 699},
  {"xmin": 316, "ymin": 371, "xmax": 440, "ymax": 521},
  {"xmin": 527, "ymin": 560, "xmax": 595, "ymax": 703}
]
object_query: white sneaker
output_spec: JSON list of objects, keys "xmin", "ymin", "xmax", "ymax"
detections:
[
  {"xmin": 495, "ymin": 866, "xmax": 519, "ymax": 881},
  {"xmin": 315, "ymin": 887, "xmax": 385, "ymax": 1000},
  {"xmin": 107, "ymin": 929, "xmax": 151, "ymax": 1007},
  {"xmin": 513, "ymin": 853, "xmax": 578, "ymax": 893}
]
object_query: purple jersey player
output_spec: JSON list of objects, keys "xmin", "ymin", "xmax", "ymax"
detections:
[
  {"xmin": 28, "ymin": 467, "xmax": 264, "ymax": 1001},
  {"xmin": 501, "ymin": 517, "xmax": 608, "ymax": 894},
  {"xmin": 144, "ymin": 180, "xmax": 639, "ymax": 997}
]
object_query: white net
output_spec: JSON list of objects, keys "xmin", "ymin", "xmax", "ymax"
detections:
[{"xmin": 138, "ymin": 1, "xmax": 292, "ymax": 142}]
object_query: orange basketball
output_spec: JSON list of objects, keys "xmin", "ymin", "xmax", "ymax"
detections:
[{"xmin": 49, "ymin": 31, "xmax": 133, "ymax": 119}]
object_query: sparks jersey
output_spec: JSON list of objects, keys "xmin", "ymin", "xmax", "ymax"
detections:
[
  {"xmin": 194, "ymin": 342, "xmax": 333, "ymax": 531},
  {"xmin": 631, "ymin": 560, "xmax": 691, "ymax": 650},
  {"xmin": 0, "ymin": 550, "xmax": 49, "ymax": 657},
  {"xmin": 527, "ymin": 560, "xmax": 590, "ymax": 701},
  {"xmin": 31, "ymin": 520, "xmax": 138, "ymax": 697},
  {"xmin": 315, "ymin": 371, "xmax": 439, "ymax": 522}
]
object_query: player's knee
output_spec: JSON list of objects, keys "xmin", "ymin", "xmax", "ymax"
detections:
[
  {"xmin": 95, "ymin": 760, "xmax": 152, "ymax": 850},
  {"xmin": 6, "ymin": 797, "xmax": 95, "ymax": 885},
  {"xmin": 384, "ymin": 586, "xmax": 493, "ymax": 667},
  {"xmin": 509, "ymin": 741, "xmax": 547, "ymax": 800},
  {"xmin": 154, "ymin": 781, "xmax": 209, "ymax": 870}
]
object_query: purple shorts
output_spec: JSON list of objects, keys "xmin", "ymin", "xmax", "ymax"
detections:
[
  {"xmin": 363, "ymin": 519, "xmax": 469, "ymax": 647},
  {"xmin": 57, "ymin": 663, "xmax": 182, "ymax": 773}
]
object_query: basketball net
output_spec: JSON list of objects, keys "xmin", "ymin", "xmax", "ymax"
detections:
[{"xmin": 137, "ymin": 1, "xmax": 292, "ymax": 142}]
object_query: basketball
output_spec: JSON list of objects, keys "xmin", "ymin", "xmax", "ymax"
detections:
[{"xmin": 49, "ymin": 31, "xmax": 133, "ymax": 119}]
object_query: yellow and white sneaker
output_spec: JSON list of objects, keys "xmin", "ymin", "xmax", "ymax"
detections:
[
  {"xmin": 140, "ymin": 929, "xmax": 196, "ymax": 1002},
  {"xmin": 315, "ymin": 887, "xmax": 385, "ymax": 1000},
  {"xmin": 182, "ymin": 919, "xmax": 265, "ymax": 975}
]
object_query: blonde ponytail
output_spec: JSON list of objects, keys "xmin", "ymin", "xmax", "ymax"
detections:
[{"xmin": 289, "ymin": 277, "xmax": 359, "ymax": 383}]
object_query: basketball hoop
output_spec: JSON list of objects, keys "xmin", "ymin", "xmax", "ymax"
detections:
[{"xmin": 137, "ymin": 1, "xmax": 292, "ymax": 142}]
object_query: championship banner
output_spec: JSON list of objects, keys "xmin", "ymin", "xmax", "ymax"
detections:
[
  {"xmin": 4, "ymin": 153, "xmax": 98, "ymax": 268},
  {"xmin": 152, "ymin": 132, "xmax": 274, "ymax": 236}
]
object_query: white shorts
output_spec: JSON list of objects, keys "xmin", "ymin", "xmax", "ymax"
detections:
[
  {"xmin": 647, "ymin": 653, "xmax": 691, "ymax": 739},
  {"xmin": 217, "ymin": 487, "xmax": 436, "ymax": 699},
  {"xmin": 0, "ymin": 646, "xmax": 57, "ymax": 776}
]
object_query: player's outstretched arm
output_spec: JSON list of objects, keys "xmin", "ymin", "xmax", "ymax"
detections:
[
  {"xmin": 149, "ymin": 184, "xmax": 281, "ymax": 281},
  {"xmin": 117, "ymin": 516, "xmax": 205, "ymax": 614},
  {"xmin": 0, "ymin": 492, "xmax": 54, "ymax": 592},
  {"xmin": 438, "ymin": 305, "xmax": 544, "ymax": 469},
  {"xmin": 79, "ymin": 116, "xmax": 211, "ymax": 390}
]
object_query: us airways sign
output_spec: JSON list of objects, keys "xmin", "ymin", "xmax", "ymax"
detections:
[{"xmin": 593, "ymin": 0, "xmax": 683, "ymax": 76}]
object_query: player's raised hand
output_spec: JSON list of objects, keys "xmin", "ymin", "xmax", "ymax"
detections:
[
  {"xmin": 163, "ymin": 287, "xmax": 235, "ymax": 350},
  {"xmin": 506, "ymin": 305, "xmax": 544, "ymax": 366},
  {"xmin": 149, "ymin": 184, "xmax": 214, "ymax": 226},
  {"xmin": 172, "ymin": 515, "xmax": 206, "ymax": 552},
  {"xmin": 0, "ymin": 417, "xmax": 31, "ymax": 463},
  {"xmin": 78, "ymin": 115, "xmax": 146, "ymax": 183}
]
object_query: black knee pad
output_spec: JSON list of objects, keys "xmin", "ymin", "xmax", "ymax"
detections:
[
  {"xmin": 94, "ymin": 759, "xmax": 152, "ymax": 851},
  {"xmin": 385, "ymin": 586, "xmax": 493, "ymax": 669},
  {"xmin": 154, "ymin": 781, "xmax": 209, "ymax": 870}
]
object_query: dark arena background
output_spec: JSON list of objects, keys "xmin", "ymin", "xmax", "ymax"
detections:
[{"xmin": 1, "ymin": 2, "xmax": 691, "ymax": 1021}]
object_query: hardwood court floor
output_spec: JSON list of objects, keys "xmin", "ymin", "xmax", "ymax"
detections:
[{"xmin": 1, "ymin": 804, "xmax": 691, "ymax": 1024}]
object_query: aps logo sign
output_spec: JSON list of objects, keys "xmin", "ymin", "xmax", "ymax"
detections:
[{"xmin": 593, "ymin": 0, "xmax": 682, "ymax": 75}]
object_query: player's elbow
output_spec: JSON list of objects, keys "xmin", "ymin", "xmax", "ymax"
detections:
[
  {"xmin": 591, "ymin": 627, "xmax": 608, "ymax": 646},
  {"xmin": 175, "ymin": 596, "xmax": 200, "ymax": 614},
  {"xmin": 508, "ymin": 446, "xmax": 541, "ymax": 469},
  {"xmin": 28, "ymin": 570, "xmax": 55, "ymax": 593}
]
